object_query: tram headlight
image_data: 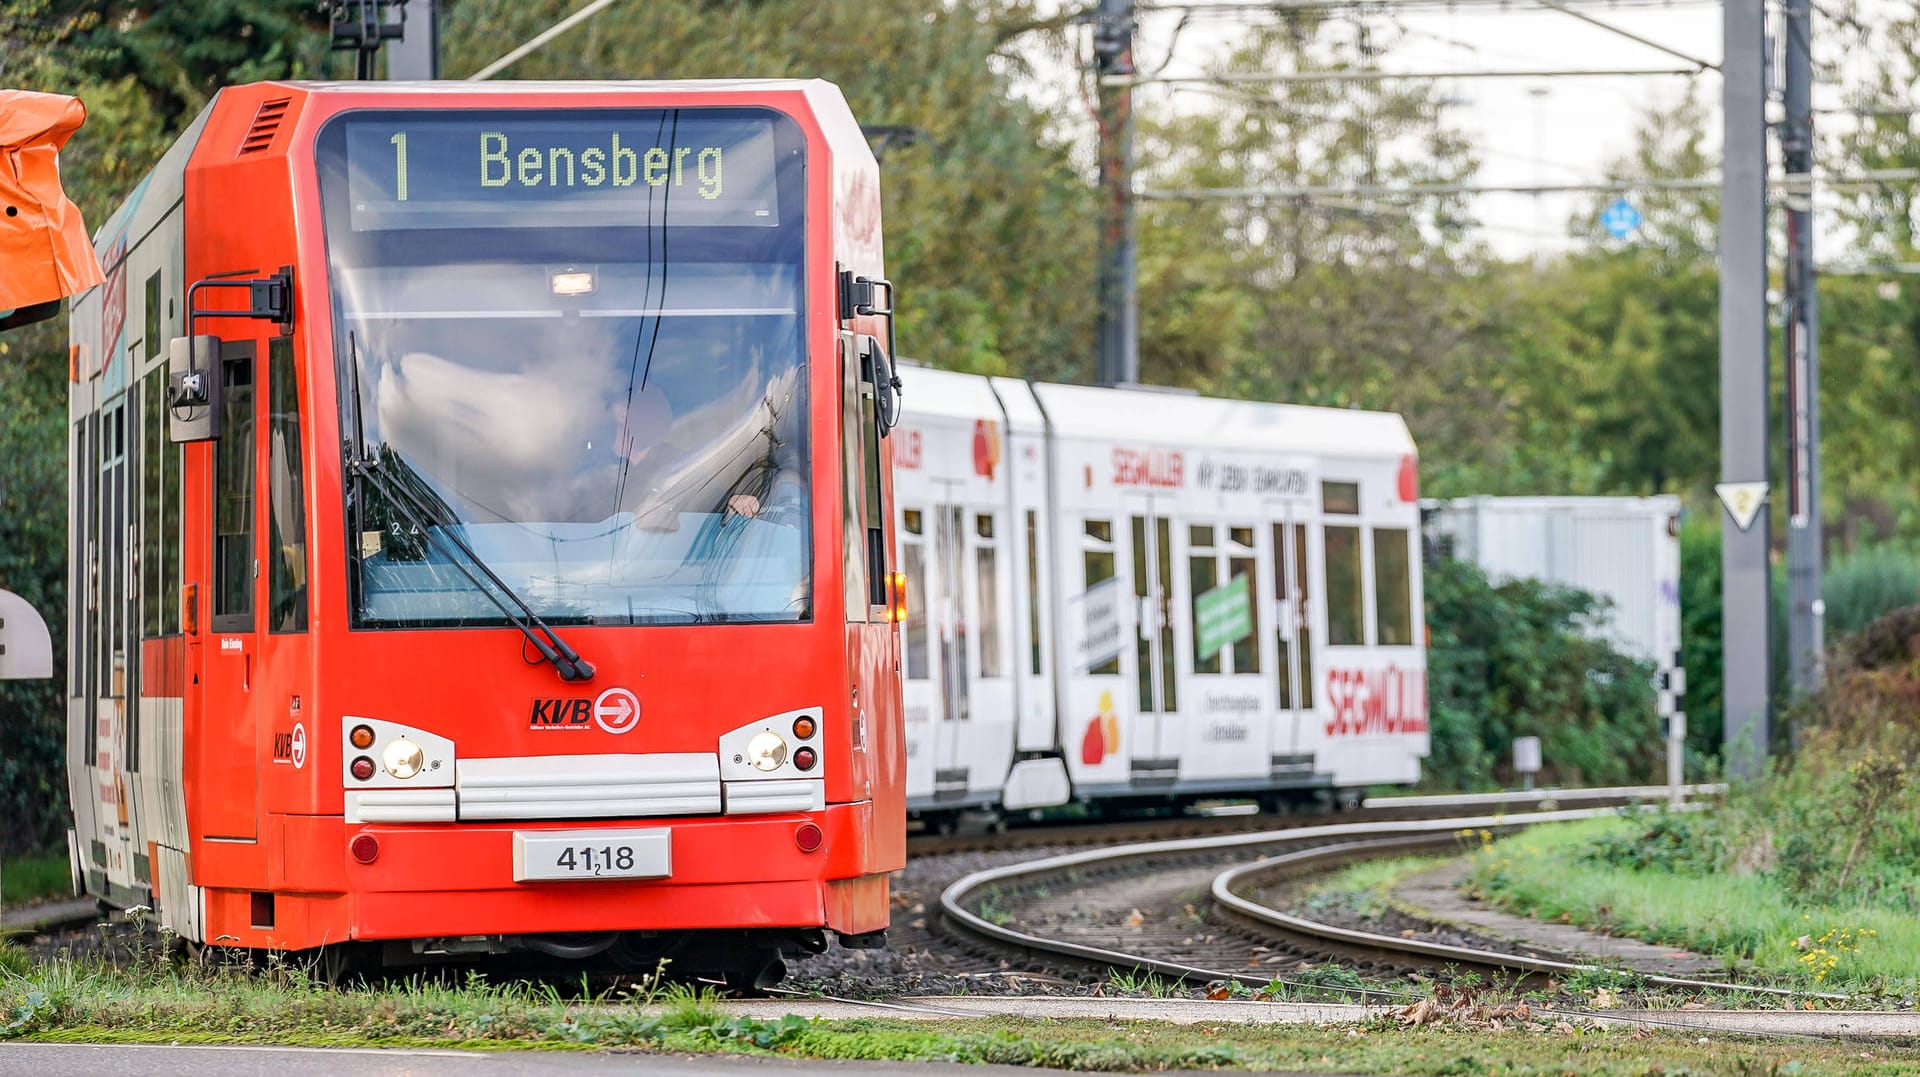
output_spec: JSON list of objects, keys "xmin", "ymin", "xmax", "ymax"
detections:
[
  {"xmin": 746, "ymin": 731, "xmax": 788, "ymax": 772},
  {"xmin": 382, "ymin": 738, "xmax": 425, "ymax": 780}
]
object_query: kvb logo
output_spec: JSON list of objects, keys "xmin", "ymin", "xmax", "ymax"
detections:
[{"xmin": 528, "ymin": 687, "xmax": 641, "ymax": 734}]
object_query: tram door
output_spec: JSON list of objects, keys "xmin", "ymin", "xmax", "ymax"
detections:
[
  {"xmin": 193, "ymin": 340, "xmax": 262, "ymax": 844},
  {"xmin": 1126, "ymin": 500, "xmax": 1179, "ymax": 775},
  {"xmin": 91, "ymin": 396, "xmax": 136, "ymax": 894},
  {"xmin": 897, "ymin": 505, "xmax": 937, "ymax": 799},
  {"xmin": 927, "ymin": 496, "xmax": 1016, "ymax": 796},
  {"xmin": 1270, "ymin": 509, "xmax": 1317, "ymax": 760}
]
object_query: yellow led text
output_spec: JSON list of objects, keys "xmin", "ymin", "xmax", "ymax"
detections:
[{"xmin": 477, "ymin": 133, "xmax": 723, "ymax": 199}]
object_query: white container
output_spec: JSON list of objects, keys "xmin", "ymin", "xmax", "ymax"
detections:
[{"xmin": 1425, "ymin": 496, "xmax": 1682, "ymax": 692}]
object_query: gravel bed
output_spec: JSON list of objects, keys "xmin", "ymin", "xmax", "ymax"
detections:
[{"xmin": 785, "ymin": 842, "xmax": 1108, "ymax": 999}]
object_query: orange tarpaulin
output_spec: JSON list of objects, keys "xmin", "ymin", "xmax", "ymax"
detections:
[{"xmin": 1, "ymin": 90, "xmax": 105, "ymax": 313}]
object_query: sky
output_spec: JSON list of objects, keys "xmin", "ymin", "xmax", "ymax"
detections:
[{"xmin": 1024, "ymin": 0, "xmax": 1869, "ymax": 261}]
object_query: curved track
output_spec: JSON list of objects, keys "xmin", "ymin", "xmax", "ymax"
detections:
[
  {"xmin": 908, "ymin": 783, "xmax": 1722, "ymax": 856},
  {"xmin": 939, "ymin": 800, "xmax": 1840, "ymax": 1003}
]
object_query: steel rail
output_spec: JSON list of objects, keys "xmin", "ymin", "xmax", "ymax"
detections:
[
  {"xmin": 940, "ymin": 801, "xmax": 1840, "ymax": 1004},
  {"xmin": 910, "ymin": 783, "xmax": 1722, "ymax": 856},
  {"xmin": 1210, "ymin": 838, "xmax": 1848, "ymax": 1002},
  {"xmin": 938, "ymin": 808, "xmax": 1621, "ymax": 990}
]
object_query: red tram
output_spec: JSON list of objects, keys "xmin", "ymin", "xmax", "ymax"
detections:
[{"xmin": 63, "ymin": 79, "xmax": 906, "ymax": 986}]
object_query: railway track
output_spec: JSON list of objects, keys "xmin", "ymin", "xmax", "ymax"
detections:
[
  {"xmin": 906, "ymin": 783, "xmax": 1720, "ymax": 856},
  {"xmin": 938, "ymin": 799, "xmax": 1840, "ymax": 1004}
]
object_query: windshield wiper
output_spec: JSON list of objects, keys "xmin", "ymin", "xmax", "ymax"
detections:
[{"xmin": 346, "ymin": 445, "xmax": 596, "ymax": 682}]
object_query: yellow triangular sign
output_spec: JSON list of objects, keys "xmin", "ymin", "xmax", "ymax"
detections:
[{"xmin": 1715, "ymin": 481, "xmax": 1769, "ymax": 531}]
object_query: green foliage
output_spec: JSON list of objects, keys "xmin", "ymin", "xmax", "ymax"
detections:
[
  {"xmin": 1823, "ymin": 545, "xmax": 1920, "ymax": 640},
  {"xmin": 1678, "ymin": 517, "xmax": 1724, "ymax": 766},
  {"xmin": 1, "ymin": 853, "xmax": 74, "ymax": 905},
  {"xmin": 1424, "ymin": 558, "xmax": 1661, "ymax": 789},
  {"xmin": 1470, "ymin": 814, "xmax": 1920, "ymax": 991},
  {"xmin": 1579, "ymin": 810, "xmax": 1716, "ymax": 874}
]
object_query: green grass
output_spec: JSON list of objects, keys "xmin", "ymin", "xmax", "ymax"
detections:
[
  {"xmin": 4, "ymin": 955, "xmax": 1920, "ymax": 1074},
  {"xmin": 1297, "ymin": 853, "xmax": 1448, "ymax": 921},
  {"xmin": 1470, "ymin": 816, "xmax": 1920, "ymax": 992},
  {"xmin": 1, "ymin": 854, "xmax": 71, "ymax": 907}
]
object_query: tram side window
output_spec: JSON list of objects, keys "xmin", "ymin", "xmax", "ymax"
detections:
[
  {"xmin": 138, "ymin": 362, "xmax": 183, "ymax": 640},
  {"xmin": 71, "ymin": 420, "xmax": 89, "ymax": 699},
  {"xmin": 1229, "ymin": 528, "xmax": 1260, "ymax": 675},
  {"xmin": 213, "ymin": 351, "xmax": 255, "ymax": 630},
  {"xmin": 1189, "ymin": 525, "xmax": 1221, "ymax": 674},
  {"xmin": 268, "ymin": 339, "xmax": 308, "ymax": 633},
  {"xmin": 1082, "ymin": 518, "xmax": 1120, "ymax": 676},
  {"xmin": 1323, "ymin": 524, "xmax": 1365, "ymax": 646},
  {"xmin": 143, "ymin": 271, "xmax": 160, "ymax": 361},
  {"xmin": 861, "ymin": 344, "xmax": 888, "ymax": 608},
  {"xmin": 976, "ymin": 512, "xmax": 1003, "ymax": 678},
  {"xmin": 1026, "ymin": 509, "xmax": 1042, "ymax": 676},
  {"xmin": 902, "ymin": 509, "xmax": 928, "ymax": 680},
  {"xmin": 840, "ymin": 338, "xmax": 868, "ymax": 622},
  {"xmin": 1373, "ymin": 527, "xmax": 1414, "ymax": 646},
  {"xmin": 141, "ymin": 372, "xmax": 165, "ymax": 638}
]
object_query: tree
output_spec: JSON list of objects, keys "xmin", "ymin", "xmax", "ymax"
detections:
[{"xmin": 438, "ymin": 0, "xmax": 1098, "ymax": 379}]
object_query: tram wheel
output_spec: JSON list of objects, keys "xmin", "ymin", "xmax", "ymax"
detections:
[
  {"xmin": 722, "ymin": 953, "xmax": 787, "ymax": 994},
  {"xmin": 315, "ymin": 941, "xmax": 377, "ymax": 985}
]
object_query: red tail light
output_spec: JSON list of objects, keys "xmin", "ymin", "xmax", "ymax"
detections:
[
  {"xmin": 795, "ymin": 823, "xmax": 823, "ymax": 853},
  {"xmin": 350, "ymin": 834, "xmax": 379, "ymax": 864}
]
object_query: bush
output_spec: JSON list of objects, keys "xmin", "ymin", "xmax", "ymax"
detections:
[
  {"xmin": 1677, "ymin": 517, "xmax": 1723, "ymax": 768},
  {"xmin": 1423, "ymin": 558, "xmax": 1661, "ymax": 789},
  {"xmin": 1824, "ymin": 546, "xmax": 1920, "ymax": 641},
  {"xmin": 1600, "ymin": 604, "xmax": 1920, "ymax": 910}
]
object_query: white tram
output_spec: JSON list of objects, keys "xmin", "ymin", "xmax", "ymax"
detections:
[{"xmin": 892, "ymin": 367, "xmax": 1429, "ymax": 820}]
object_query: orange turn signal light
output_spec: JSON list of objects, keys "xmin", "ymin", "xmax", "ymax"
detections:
[
  {"xmin": 889, "ymin": 571, "xmax": 908, "ymax": 623},
  {"xmin": 792, "ymin": 715, "xmax": 817, "ymax": 740},
  {"xmin": 350, "ymin": 724, "xmax": 376, "ymax": 750}
]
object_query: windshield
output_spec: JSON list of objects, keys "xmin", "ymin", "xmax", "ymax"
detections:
[{"xmin": 316, "ymin": 107, "xmax": 810, "ymax": 628}]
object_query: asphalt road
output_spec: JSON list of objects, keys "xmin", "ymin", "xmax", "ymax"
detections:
[{"xmin": 0, "ymin": 1044, "xmax": 1102, "ymax": 1077}]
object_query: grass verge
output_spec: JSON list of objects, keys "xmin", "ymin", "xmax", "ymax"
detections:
[
  {"xmin": 1, "ymin": 854, "xmax": 71, "ymax": 907},
  {"xmin": 5, "ymin": 952, "xmax": 1919, "ymax": 1073},
  {"xmin": 1296, "ymin": 852, "xmax": 1450, "ymax": 921},
  {"xmin": 1470, "ymin": 815, "xmax": 1920, "ymax": 994}
]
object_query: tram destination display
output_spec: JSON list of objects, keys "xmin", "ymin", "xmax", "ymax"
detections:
[{"xmin": 343, "ymin": 110, "xmax": 782, "ymax": 231}]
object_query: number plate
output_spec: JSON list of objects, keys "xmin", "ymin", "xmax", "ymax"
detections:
[{"xmin": 512, "ymin": 829, "xmax": 671, "ymax": 882}]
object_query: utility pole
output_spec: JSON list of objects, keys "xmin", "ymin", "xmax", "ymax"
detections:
[
  {"xmin": 387, "ymin": 0, "xmax": 439, "ymax": 80},
  {"xmin": 1092, "ymin": 0, "xmax": 1138, "ymax": 387},
  {"xmin": 1781, "ymin": 0, "xmax": 1824, "ymax": 701},
  {"xmin": 1719, "ymin": 0, "xmax": 1771, "ymax": 778}
]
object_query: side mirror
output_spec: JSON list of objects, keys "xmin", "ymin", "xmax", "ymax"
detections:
[
  {"xmin": 167, "ymin": 335, "xmax": 223, "ymax": 442},
  {"xmin": 865, "ymin": 337, "xmax": 902, "ymax": 437}
]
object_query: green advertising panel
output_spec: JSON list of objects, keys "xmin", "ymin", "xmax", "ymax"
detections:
[{"xmin": 1195, "ymin": 573, "xmax": 1253, "ymax": 659}]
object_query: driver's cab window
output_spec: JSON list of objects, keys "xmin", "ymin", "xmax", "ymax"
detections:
[{"xmin": 268, "ymin": 337, "xmax": 308, "ymax": 632}]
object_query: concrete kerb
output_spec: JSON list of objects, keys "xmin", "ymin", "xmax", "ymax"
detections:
[{"xmin": 653, "ymin": 996, "xmax": 1920, "ymax": 1040}]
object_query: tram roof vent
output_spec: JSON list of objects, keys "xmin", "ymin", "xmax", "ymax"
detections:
[{"xmin": 239, "ymin": 98, "xmax": 291, "ymax": 155}]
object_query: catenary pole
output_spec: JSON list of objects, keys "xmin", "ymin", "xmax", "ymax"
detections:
[
  {"xmin": 1720, "ymin": 0, "xmax": 1771, "ymax": 778},
  {"xmin": 1782, "ymin": 0, "xmax": 1824, "ymax": 703},
  {"xmin": 386, "ymin": 0, "xmax": 438, "ymax": 79},
  {"xmin": 1092, "ymin": 0, "xmax": 1139, "ymax": 387}
]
